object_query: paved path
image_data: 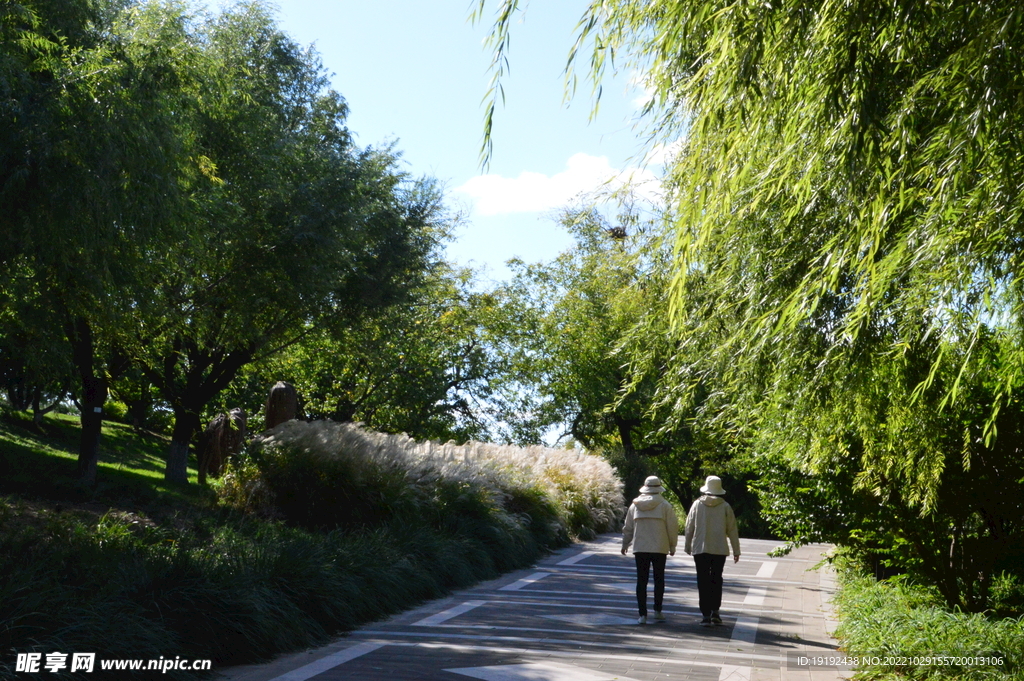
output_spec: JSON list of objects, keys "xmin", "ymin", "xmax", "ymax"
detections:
[{"xmin": 221, "ymin": 536, "xmax": 850, "ymax": 681}]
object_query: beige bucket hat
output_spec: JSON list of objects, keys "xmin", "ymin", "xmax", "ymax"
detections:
[
  {"xmin": 700, "ymin": 475, "xmax": 726, "ymax": 495},
  {"xmin": 639, "ymin": 476, "xmax": 664, "ymax": 494}
]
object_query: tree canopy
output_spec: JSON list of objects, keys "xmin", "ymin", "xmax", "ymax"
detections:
[
  {"xmin": 480, "ymin": 0, "xmax": 1024, "ymax": 609},
  {"xmin": 212, "ymin": 262, "xmax": 503, "ymax": 444},
  {"xmin": 2, "ymin": 0, "xmax": 206, "ymax": 481},
  {"xmin": 117, "ymin": 1, "xmax": 452, "ymax": 482},
  {"xmin": 0, "ymin": 0, "xmax": 456, "ymax": 483}
]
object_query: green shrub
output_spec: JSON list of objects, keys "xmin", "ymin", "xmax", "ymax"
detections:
[
  {"xmin": 239, "ymin": 437, "xmax": 422, "ymax": 529},
  {"xmin": 503, "ymin": 485, "xmax": 567, "ymax": 548},
  {"xmin": 0, "ymin": 498, "xmax": 556, "ymax": 680},
  {"xmin": 834, "ymin": 559, "xmax": 1024, "ymax": 680},
  {"xmin": 102, "ymin": 400, "xmax": 129, "ymax": 423},
  {"xmin": 992, "ymin": 573, "xmax": 1024, "ymax": 620}
]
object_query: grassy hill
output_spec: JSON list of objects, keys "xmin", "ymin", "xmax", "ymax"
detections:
[{"xmin": 0, "ymin": 411, "xmax": 212, "ymax": 522}]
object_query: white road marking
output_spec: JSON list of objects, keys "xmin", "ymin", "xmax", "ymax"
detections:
[
  {"xmin": 542, "ymin": 564, "xmax": 806, "ymax": 584},
  {"xmin": 557, "ymin": 551, "xmax": 596, "ymax": 565},
  {"xmin": 356, "ymin": 629, "xmax": 782, "ymax": 663},
  {"xmin": 267, "ymin": 642, "xmax": 384, "ymax": 681},
  {"xmin": 473, "ymin": 594, "xmax": 823, "ymax": 619},
  {"xmin": 755, "ymin": 562, "xmax": 777, "ymax": 578},
  {"xmin": 499, "ymin": 572, "xmax": 553, "ymax": 591},
  {"xmin": 413, "ymin": 600, "xmax": 488, "ymax": 626},
  {"xmin": 730, "ymin": 616, "xmax": 760, "ymax": 645},
  {"xmin": 540, "ymin": 613, "xmax": 639, "ymax": 626},
  {"xmin": 447, "ymin": 661, "xmax": 644, "ymax": 681},
  {"xmin": 386, "ymin": 640, "xmax": 772, "ymax": 670},
  {"xmin": 492, "ymin": 598, "xmax": 675, "ymax": 614},
  {"xmin": 492, "ymin": 585, "xmax": 773, "ymax": 607},
  {"xmin": 743, "ymin": 586, "xmax": 767, "ymax": 605}
]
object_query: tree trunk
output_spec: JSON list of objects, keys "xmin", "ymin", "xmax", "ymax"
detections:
[
  {"xmin": 126, "ymin": 398, "xmax": 150, "ymax": 431},
  {"xmin": 903, "ymin": 523, "xmax": 962, "ymax": 609},
  {"xmin": 615, "ymin": 413, "xmax": 638, "ymax": 460},
  {"xmin": 77, "ymin": 376, "xmax": 106, "ymax": 484},
  {"xmin": 142, "ymin": 338, "xmax": 256, "ymax": 483},
  {"xmin": 31, "ymin": 388, "xmax": 63, "ymax": 425},
  {"xmin": 32, "ymin": 388, "xmax": 44, "ymax": 425},
  {"xmin": 67, "ymin": 317, "xmax": 106, "ymax": 485},
  {"xmin": 165, "ymin": 407, "xmax": 201, "ymax": 484},
  {"xmin": 7, "ymin": 380, "xmax": 30, "ymax": 411}
]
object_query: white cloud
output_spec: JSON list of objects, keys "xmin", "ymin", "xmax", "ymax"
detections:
[
  {"xmin": 629, "ymin": 70, "xmax": 657, "ymax": 110},
  {"xmin": 455, "ymin": 153, "xmax": 661, "ymax": 217},
  {"xmin": 644, "ymin": 139, "xmax": 684, "ymax": 166}
]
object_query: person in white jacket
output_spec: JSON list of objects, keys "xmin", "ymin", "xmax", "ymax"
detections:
[
  {"xmin": 684, "ymin": 475, "xmax": 741, "ymax": 626},
  {"xmin": 621, "ymin": 476, "xmax": 679, "ymax": 624}
]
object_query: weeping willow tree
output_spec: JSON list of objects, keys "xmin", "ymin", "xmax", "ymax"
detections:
[{"xmin": 479, "ymin": 0, "xmax": 1024, "ymax": 609}]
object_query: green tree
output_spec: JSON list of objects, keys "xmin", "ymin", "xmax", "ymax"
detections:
[
  {"xmin": 118, "ymin": 2, "xmax": 449, "ymax": 482},
  {"xmin": 491, "ymin": 202, "xmax": 695, "ymax": 491},
  {"xmin": 750, "ymin": 328, "xmax": 1024, "ymax": 609},
  {"xmin": 1, "ymin": 0, "xmax": 204, "ymax": 482},
  {"xmin": 480, "ymin": 0, "xmax": 1024, "ymax": 602},
  {"xmin": 483, "ymin": 0, "xmax": 1024, "ymax": 482},
  {"xmin": 0, "ymin": 259, "xmax": 73, "ymax": 423},
  {"xmin": 217, "ymin": 264, "xmax": 499, "ymax": 443},
  {"xmin": 493, "ymin": 202, "xmax": 768, "ymax": 528}
]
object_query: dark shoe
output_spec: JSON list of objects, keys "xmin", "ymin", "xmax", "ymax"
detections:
[
  {"xmin": 711, "ymin": 612, "xmax": 723, "ymax": 625},
  {"xmin": 700, "ymin": 617, "xmax": 712, "ymax": 627}
]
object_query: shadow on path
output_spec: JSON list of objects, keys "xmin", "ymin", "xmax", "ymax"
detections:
[{"xmin": 220, "ymin": 536, "xmax": 850, "ymax": 681}]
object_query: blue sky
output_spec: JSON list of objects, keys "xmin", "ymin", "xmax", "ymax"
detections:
[{"xmin": 273, "ymin": 0, "xmax": 662, "ymax": 281}]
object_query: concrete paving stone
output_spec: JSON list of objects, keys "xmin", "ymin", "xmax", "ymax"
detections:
[
  {"xmin": 751, "ymin": 666, "xmax": 783, "ymax": 681},
  {"xmin": 627, "ymin": 660, "xmax": 667, "ymax": 672},
  {"xmin": 217, "ymin": 536, "xmax": 848, "ymax": 681}
]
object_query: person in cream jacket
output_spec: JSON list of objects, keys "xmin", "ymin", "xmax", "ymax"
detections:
[
  {"xmin": 621, "ymin": 476, "xmax": 679, "ymax": 624},
  {"xmin": 684, "ymin": 475, "xmax": 741, "ymax": 626}
]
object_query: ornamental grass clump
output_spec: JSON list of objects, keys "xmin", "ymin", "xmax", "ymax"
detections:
[
  {"xmin": 218, "ymin": 420, "xmax": 623, "ymax": 542},
  {"xmin": 0, "ymin": 500, "xmax": 545, "ymax": 679}
]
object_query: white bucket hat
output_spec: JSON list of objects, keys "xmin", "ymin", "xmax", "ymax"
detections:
[
  {"xmin": 701, "ymin": 475, "xmax": 726, "ymax": 495},
  {"xmin": 639, "ymin": 476, "xmax": 664, "ymax": 494}
]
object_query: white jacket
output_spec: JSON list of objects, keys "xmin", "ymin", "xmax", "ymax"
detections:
[
  {"xmin": 621, "ymin": 493, "xmax": 679, "ymax": 554},
  {"xmin": 684, "ymin": 495, "xmax": 740, "ymax": 556}
]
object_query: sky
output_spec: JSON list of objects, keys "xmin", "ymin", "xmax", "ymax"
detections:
[{"xmin": 271, "ymin": 0, "xmax": 661, "ymax": 282}]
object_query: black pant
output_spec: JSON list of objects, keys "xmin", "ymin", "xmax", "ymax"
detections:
[
  {"xmin": 693, "ymin": 553, "xmax": 727, "ymax": 617},
  {"xmin": 634, "ymin": 552, "xmax": 667, "ymax": 616}
]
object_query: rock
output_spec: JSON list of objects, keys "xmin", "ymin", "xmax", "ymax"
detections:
[
  {"xmin": 264, "ymin": 381, "xmax": 300, "ymax": 430},
  {"xmin": 197, "ymin": 408, "xmax": 247, "ymax": 484}
]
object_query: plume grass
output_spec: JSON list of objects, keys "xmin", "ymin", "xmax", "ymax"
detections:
[{"xmin": 219, "ymin": 420, "xmax": 623, "ymax": 540}]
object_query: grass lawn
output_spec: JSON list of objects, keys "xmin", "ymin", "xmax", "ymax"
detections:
[{"xmin": 0, "ymin": 410, "xmax": 212, "ymax": 514}]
